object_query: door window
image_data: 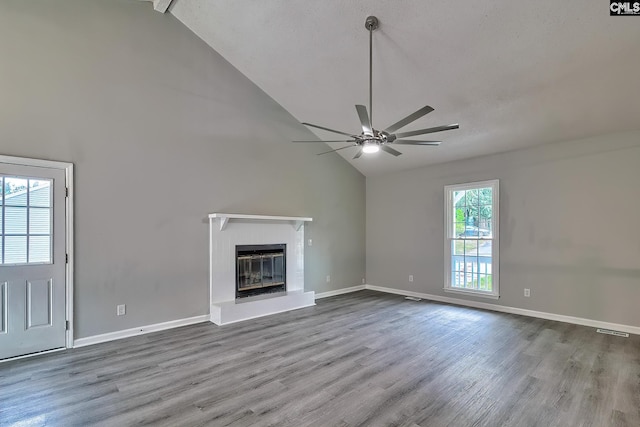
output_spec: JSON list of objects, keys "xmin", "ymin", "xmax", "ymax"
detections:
[{"xmin": 1, "ymin": 176, "xmax": 52, "ymax": 265}]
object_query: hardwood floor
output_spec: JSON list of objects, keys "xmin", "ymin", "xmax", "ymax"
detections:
[{"xmin": 1, "ymin": 290, "xmax": 639, "ymax": 426}]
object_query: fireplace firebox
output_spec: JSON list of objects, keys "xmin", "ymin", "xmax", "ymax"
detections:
[{"xmin": 236, "ymin": 244, "xmax": 286, "ymax": 299}]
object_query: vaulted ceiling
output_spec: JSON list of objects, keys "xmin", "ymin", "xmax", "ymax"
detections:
[{"xmin": 163, "ymin": 0, "xmax": 640, "ymax": 176}]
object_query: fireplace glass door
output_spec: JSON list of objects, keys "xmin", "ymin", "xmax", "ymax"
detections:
[
  {"xmin": 236, "ymin": 244, "xmax": 286, "ymax": 298},
  {"xmin": 237, "ymin": 255, "xmax": 263, "ymax": 290},
  {"xmin": 262, "ymin": 253, "xmax": 284, "ymax": 286}
]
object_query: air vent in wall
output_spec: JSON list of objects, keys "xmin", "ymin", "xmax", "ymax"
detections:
[{"xmin": 596, "ymin": 328, "xmax": 629, "ymax": 338}]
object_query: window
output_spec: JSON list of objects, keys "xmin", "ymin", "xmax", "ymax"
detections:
[
  {"xmin": 1, "ymin": 176, "xmax": 53, "ymax": 265},
  {"xmin": 444, "ymin": 180, "xmax": 499, "ymax": 299}
]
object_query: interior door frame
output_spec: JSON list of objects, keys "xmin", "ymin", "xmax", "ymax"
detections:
[{"xmin": 0, "ymin": 154, "xmax": 74, "ymax": 350}]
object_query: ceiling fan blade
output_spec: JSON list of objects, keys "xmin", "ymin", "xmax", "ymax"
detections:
[
  {"xmin": 380, "ymin": 144, "xmax": 402, "ymax": 157},
  {"xmin": 317, "ymin": 145, "xmax": 356, "ymax": 155},
  {"xmin": 393, "ymin": 140, "xmax": 441, "ymax": 146},
  {"xmin": 302, "ymin": 122, "xmax": 355, "ymax": 137},
  {"xmin": 394, "ymin": 124, "xmax": 459, "ymax": 139},
  {"xmin": 355, "ymin": 105, "xmax": 373, "ymax": 136},
  {"xmin": 293, "ymin": 140, "xmax": 356, "ymax": 143},
  {"xmin": 353, "ymin": 148, "xmax": 364, "ymax": 159},
  {"xmin": 383, "ymin": 105, "xmax": 434, "ymax": 134}
]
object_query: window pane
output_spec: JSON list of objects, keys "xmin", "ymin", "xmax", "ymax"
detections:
[
  {"xmin": 480, "ymin": 187, "xmax": 493, "ymax": 205},
  {"xmin": 29, "ymin": 180, "xmax": 52, "ymax": 207},
  {"xmin": 477, "ymin": 273, "xmax": 492, "ymax": 291},
  {"xmin": 466, "ymin": 254, "xmax": 479, "ymax": 290},
  {"xmin": 452, "ymin": 269, "xmax": 464, "ymax": 288},
  {"xmin": 464, "ymin": 240, "xmax": 478, "ymax": 256},
  {"xmin": 5, "ymin": 236, "xmax": 27, "ymax": 264},
  {"xmin": 452, "ymin": 239, "xmax": 463, "ymax": 288},
  {"xmin": 5, "ymin": 207, "xmax": 27, "ymax": 233},
  {"xmin": 479, "ymin": 203, "xmax": 492, "ymax": 235},
  {"xmin": 0, "ymin": 176, "xmax": 3, "ymax": 205},
  {"xmin": 453, "ymin": 240, "xmax": 464, "ymax": 256},
  {"xmin": 464, "ymin": 269, "xmax": 475, "ymax": 289},
  {"xmin": 486, "ymin": 275, "xmax": 493, "ymax": 291},
  {"xmin": 478, "ymin": 240, "xmax": 492, "ymax": 291},
  {"xmin": 466, "ymin": 189, "xmax": 478, "ymax": 208},
  {"xmin": 451, "ymin": 240, "xmax": 464, "ymax": 288},
  {"xmin": 479, "ymin": 240, "xmax": 492, "ymax": 258},
  {"xmin": 4, "ymin": 177, "xmax": 28, "ymax": 206},
  {"xmin": 28, "ymin": 236, "xmax": 51, "ymax": 263},
  {"xmin": 485, "ymin": 275, "xmax": 493, "ymax": 291},
  {"xmin": 29, "ymin": 208, "xmax": 51, "ymax": 234}
]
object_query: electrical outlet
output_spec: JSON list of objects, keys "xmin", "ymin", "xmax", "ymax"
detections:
[
  {"xmin": 326, "ymin": 275, "xmax": 331, "ymax": 283},
  {"xmin": 117, "ymin": 304, "xmax": 126, "ymax": 316},
  {"xmin": 524, "ymin": 289, "xmax": 530, "ymax": 297},
  {"xmin": 308, "ymin": 239, "xmax": 312, "ymax": 246},
  {"xmin": 362, "ymin": 278, "xmax": 365, "ymax": 284},
  {"xmin": 409, "ymin": 275, "xmax": 414, "ymax": 282}
]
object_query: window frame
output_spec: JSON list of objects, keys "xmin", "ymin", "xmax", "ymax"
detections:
[{"xmin": 444, "ymin": 179, "xmax": 499, "ymax": 299}]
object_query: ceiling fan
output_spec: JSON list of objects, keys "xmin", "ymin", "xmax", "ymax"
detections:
[{"xmin": 294, "ymin": 16, "xmax": 459, "ymax": 159}]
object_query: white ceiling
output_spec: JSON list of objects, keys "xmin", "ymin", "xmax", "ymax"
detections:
[{"xmin": 168, "ymin": 0, "xmax": 640, "ymax": 176}]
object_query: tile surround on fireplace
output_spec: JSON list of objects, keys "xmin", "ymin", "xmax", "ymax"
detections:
[{"xmin": 208, "ymin": 213, "xmax": 315, "ymax": 325}]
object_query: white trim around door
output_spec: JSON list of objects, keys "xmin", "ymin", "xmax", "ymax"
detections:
[{"xmin": 0, "ymin": 154, "xmax": 75, "ymax": 353}]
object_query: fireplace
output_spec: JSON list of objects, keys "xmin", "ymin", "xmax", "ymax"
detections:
[
  {"xmin": 209, "ymin": 213, "xmax": 314, "ymax": 325},
  {"xmin": 236, "ymin": 244, "xmax": 286, "ymax": 299}
]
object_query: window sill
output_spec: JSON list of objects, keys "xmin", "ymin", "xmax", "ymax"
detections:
[{"xmin": 444, "ymin": 287, "xmax": 499, "ymax": 300}]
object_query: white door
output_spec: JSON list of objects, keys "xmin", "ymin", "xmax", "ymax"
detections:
[{"xmin": 0, "ymin": 163, "xmax": 67, "ymax": 360}]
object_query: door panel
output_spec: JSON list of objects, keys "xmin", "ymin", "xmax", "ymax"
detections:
[
  {"xmin": 0, "ymin": 163, "xmax": 66, "ymax": 360},
  {"xmin": 27, "ymin": 278, "xmax": 54, "ymax": 328}
]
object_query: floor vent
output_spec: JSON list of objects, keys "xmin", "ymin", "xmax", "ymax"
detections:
[
  {"xmin": 404, "ymin": 296, "xmax": 422, "ymax": 302},
  {"xmin": 596, "ymin": 328, "xmax": 629, "ymax": 338}
]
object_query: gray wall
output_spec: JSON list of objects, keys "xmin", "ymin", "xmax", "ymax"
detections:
[
  {"xmin": 0, "ymin": 0, "xmax": 365, "ymax": 338},
  {"xmin": 367, "ymin": 131, "xmax": 640, "ymax": 328}
]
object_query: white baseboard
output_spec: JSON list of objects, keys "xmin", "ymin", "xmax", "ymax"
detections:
[
  {"xmin": 366, "ymin": 285, "xmax": 640, "ymax": 336},
  {"xmin": 73, "ymin": 314, "xmax": 210, "ymax": 348},
  {"xmin": 315, "ymin": 285, "xmax": 366, "ymax": 299},
  {"xmin": 72, "ymin": 283, "xmax": 639, "ymax": 348}
]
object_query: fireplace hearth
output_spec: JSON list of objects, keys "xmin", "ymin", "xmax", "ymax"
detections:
[{"xmin": 236, "ymin": 244, "xmax": 286, "ymax": 299}]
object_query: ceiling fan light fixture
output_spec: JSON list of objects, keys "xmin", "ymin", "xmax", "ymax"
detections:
[{"xmin": 362, "ymin": 142, "xmax": 380, "ymax": 154}]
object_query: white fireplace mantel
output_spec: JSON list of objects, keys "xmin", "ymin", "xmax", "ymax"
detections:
[
  {"xmin": 208, "ymin": 212, "xmax": 315, "ymax": 325},
  {"xmin": 209, "ymin": 213, "xmax": 313, "ymax": 231}
]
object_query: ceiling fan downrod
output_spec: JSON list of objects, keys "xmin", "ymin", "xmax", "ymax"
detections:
[{"xmin": 365, "ymin": 16, "xmax": 379, "ymax": 132}]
